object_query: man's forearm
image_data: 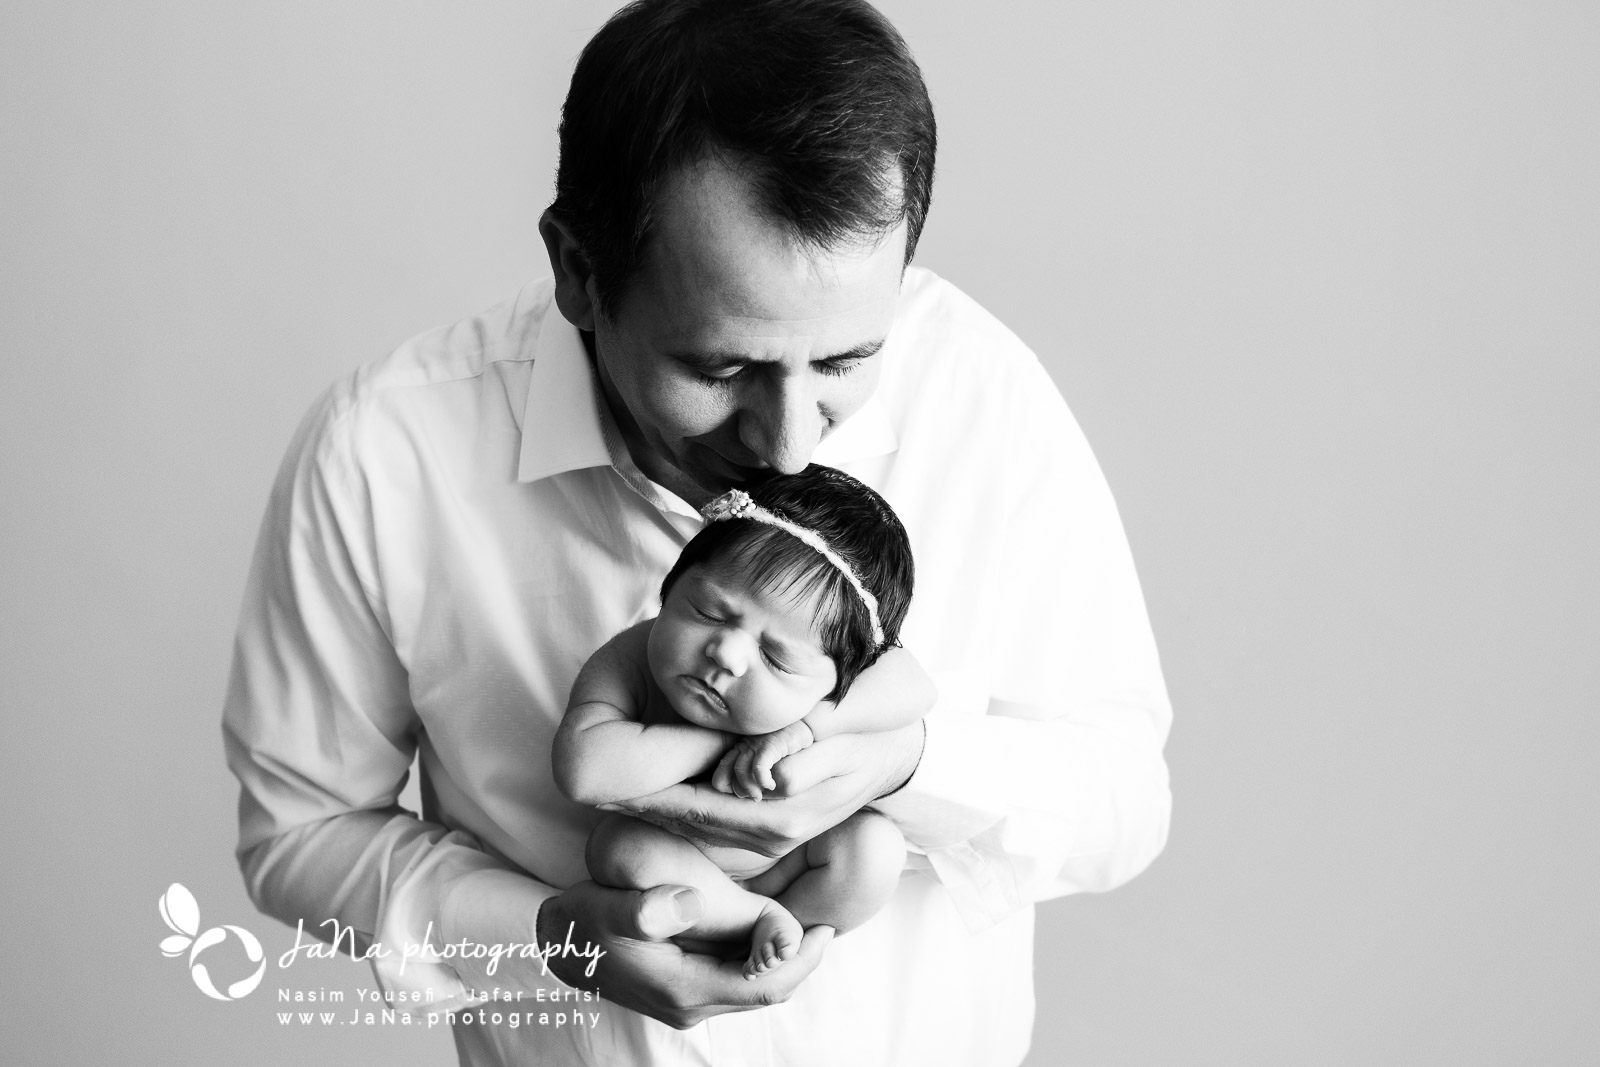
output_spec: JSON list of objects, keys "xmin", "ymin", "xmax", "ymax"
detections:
[
  {"xmin": 872, "ymin": 718, "xmax": 924, "ymax": 799},
  {"xmin": 873, "ymin": 698, "xmax": 1171, "ymax": 927},
  {"xmin": 239, "ymin": 808, "xmax": 418, "ymax": 946}
]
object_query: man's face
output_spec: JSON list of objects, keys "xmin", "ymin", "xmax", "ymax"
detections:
[{"xmin": 590, "ymin": 159, "xmax": 907, "ymax": 504}]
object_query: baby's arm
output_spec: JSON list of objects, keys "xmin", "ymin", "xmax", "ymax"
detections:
[
  {"xmin": 553, "ymin": 621, "xmax": 732, "ymax": 807},
  {"xmin": 804, "ymin": 645, "xmax": 936, "ymax": 741},
  {"xmin": 715, "ymin": 647, "xmax": 937, "ymax": 799}
]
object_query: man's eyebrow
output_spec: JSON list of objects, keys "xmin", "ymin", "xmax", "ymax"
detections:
[{"xmin": 669, "ymin": 338, "xmax": 886, "ymax": 369}]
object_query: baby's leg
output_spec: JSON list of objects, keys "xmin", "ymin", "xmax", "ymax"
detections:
[
  {"xmin": 585, "ymin": 814, "xmax": 802, "ymax": 976},
  {"xmin": 745, "ymin": 810, "xmax": 906, "ymax": 936}
]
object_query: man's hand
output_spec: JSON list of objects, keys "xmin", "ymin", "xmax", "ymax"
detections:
[
  {"xmin": 537, "ymin": 880, "xmax": 833, "ymax": 1029},
  {"xmin": 712, "ymin": 721, "xmax": 815, "ymax": 800},
  {"xmin": 603, "ymin": 720, "xmax": 924, "ymax": 858}
]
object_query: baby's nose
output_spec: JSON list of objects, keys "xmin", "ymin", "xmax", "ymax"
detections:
[{"xmin": 704, "ymin": 630, "xmax": 753, "ymax": 677}]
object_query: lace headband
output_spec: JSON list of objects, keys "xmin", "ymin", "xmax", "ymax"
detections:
[{"xmin": 700, "ymin": 489, "xmax": 885, "ymax": 648}]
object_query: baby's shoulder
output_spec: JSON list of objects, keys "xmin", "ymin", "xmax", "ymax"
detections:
[
  {"xmin": 569, "ymin": 618, "xmax": 658, "ymax": 708},
  {"xmin": 583, "ymin": 618, "xmax": 654, "ymax": 670},
  {"xmin": 594, "ymin": 620, "xmax": 685, "ymax": 727}
]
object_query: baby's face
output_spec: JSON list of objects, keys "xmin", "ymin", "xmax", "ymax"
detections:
[{"xmin": 648, "ymin": 563, "xmax": 838, "ymax": 735}]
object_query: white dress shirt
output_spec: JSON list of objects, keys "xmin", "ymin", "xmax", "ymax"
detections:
[{"xmin": 223, "ymin": 267, "xmax": 1172, "ymax": 1066}]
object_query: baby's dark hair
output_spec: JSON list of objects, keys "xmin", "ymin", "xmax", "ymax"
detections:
[{"xmin": 659, "ymin": 465, "xmax": 914, "ymax": 702}]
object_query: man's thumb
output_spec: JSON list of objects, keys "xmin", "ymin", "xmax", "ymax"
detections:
[{"xmin": 632, "ymin": 884, "xmax": 704, "ymax": 940}]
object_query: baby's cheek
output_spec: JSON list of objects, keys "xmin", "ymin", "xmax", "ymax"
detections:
[
  {"xmin": 747, "ymin": 693, "xmax": 804, "ymax": 735},
  {"xmin": 646, "ymin": 623, "xmax": 688, "ymax": 684}
]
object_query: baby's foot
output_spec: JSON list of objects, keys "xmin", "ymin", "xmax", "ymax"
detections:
[{"xmin": 744, "ymin": 901, "xmax": 802, "ymax": 979}]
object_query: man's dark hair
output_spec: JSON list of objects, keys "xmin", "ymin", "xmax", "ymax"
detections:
[
  {"xmin": 549, "ymin": 0, "xmax": 937, "ymax": 316},
  {"xmin": 659, "ymin": 465, "xmax": 915, "ymax": 702}
]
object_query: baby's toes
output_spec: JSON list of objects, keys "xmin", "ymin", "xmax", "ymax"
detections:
[
  {"xmin": 746, "ymin": 906, "xmax": 802, "ymax": 979},
  {"xmin": 770, "ymin": 924, "xmax": 798, "ymax": 961}
]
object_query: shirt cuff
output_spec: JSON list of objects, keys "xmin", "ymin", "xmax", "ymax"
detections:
[{"xmin": 371, "ymin": 832, "xmax": 567, "ymax": 1011}]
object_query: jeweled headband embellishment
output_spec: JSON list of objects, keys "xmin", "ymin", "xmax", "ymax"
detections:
[
  {"xmin": 700, "ymin": 489, "xmax": 885, "ymax": 648},
  {"xmin": 700, "ymin": 489, "xmax": 757, "ymax": 523}
]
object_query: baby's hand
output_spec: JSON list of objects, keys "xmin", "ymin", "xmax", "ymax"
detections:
[{"xmin": 712, "ymin": 721, "xmax": 815, "ymax": 800}]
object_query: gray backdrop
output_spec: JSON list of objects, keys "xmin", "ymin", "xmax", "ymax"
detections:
[{"xmin": 2, "ymin": 1, "xmax": 1595, "ymax": 1064}]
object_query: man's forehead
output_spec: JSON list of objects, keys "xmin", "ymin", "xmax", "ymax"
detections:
[
  {"xmin": 621, "ymin": 160, "xmax": 907, "ymax": 348},
  {"xmin": 653, "ymin": 156, "xmax": 905, "ymax": 254}
]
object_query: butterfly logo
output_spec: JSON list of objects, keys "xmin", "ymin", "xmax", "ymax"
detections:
[{"xmin": 158, "ymin": 883, "xmax": 267, "ymax": 1001}]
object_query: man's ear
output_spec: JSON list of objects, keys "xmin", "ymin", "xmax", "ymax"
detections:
[{"xmin": 539, "ymin": 209, "xmax": 600, "ymax": 332}]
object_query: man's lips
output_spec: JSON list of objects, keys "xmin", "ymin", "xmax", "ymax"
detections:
[{"xmin": 681, "ymin": 675, "xmax": 728, "ymax": 711}]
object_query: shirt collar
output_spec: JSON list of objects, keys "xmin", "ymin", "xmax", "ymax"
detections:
[
  {"xmin": 516, "ymin": 306, "xmax": 611, "ymax": 483},
  {"xmin": 516, "ymin": 300, "xmax": 900, "ymax": 486}
]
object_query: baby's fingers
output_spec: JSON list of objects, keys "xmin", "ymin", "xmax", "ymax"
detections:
[
  {"xmin": 753, "ymin": 750, "xmax": 779, "ymax": 791},
  {"xmin": 712, "ymin": 749, "xmax": 739, "ymax": 794},
  {"xmin": 734, "ymin": 747, "xmax": 765, "ymax": 800}
]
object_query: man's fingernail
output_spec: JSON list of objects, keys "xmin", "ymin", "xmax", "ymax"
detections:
[{"xmin": 671, "ymin": 888, "xmax": 702, "ymax": 923}]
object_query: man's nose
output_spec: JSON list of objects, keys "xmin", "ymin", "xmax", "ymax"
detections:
[
  {"xmin": 704, "ymin": 629, "xmax": 753, "ymax": 677},
  {"xmin": 739, "ymin": 374, "xmax": 822, "ymax": 475}
]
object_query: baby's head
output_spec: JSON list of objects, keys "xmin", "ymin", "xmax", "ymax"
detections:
[{"xmin": 647, "ymin": 465, "xmax": 914, "ymax": 735}]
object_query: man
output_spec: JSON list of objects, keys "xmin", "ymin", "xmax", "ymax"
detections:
[{"xmin": 223, "ymin": 1, "xmax": 1172, "ymax": 1064}]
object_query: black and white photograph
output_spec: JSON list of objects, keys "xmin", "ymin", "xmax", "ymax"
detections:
[{"xmin": 2, "ymin": 1, "xmax": 1594, "ymax": 1064}]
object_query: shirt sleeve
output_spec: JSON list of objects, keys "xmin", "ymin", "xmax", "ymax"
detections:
[
  {"xmin": 873, "ymin": 354, "xmax": 1173, "ymax": 932},
  {"xmin": 221, "ymin": 386, "xmax": 565, "ymax": 1006}
]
